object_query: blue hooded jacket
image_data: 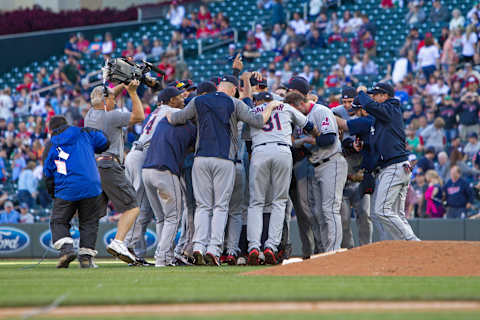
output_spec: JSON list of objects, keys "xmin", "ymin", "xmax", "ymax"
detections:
[{"xmin": 43, "ymin": 126, "xmax": 109, "ymax": 201}]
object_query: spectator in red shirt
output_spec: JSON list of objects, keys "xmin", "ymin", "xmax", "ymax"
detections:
[
  {"xmin": 158, "ymin": 55, "xmax": 175, "ymax": 81},
  {"xmin": 198, "ymin": 5, "xmax": 212, "ymax": 24},
  {"xmin": 16, "ymin": 73, "xmax": 34, "ymax": 92},
  {"xmin": 76, "ymin": 32, "xmax": 89, "ymax": 54},
  {"xmin": 196, "ymin": 20, "xmax": 211, "ymax": 39},
  {"xmin": 122, "ymin": 41, "xmax": 135, "ymax": 57}
]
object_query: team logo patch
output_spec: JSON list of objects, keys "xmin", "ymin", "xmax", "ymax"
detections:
[
  {"xmin": 103, "ymin": 228, "xmax": 158, "ymax": 250},
  {"xmin": 40, "ymin": 227, "xmax": 80, "ymax": 252},
  {"xmin": 0, "ymin": 227, "xmax": 30, "ymax": 253},
  {"xmin": 321, "ymin": 117, "xmax": 330, "ymax": 130}
]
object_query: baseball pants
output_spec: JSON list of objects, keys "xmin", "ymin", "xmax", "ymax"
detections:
[
  {"xmin": 371, "ymin": 161, "xmax": 419, "ymax": 241},
  {"xmin": 291, "ymin": 158, "xmax": 323, "ymax": 257},
  {"xmin": 247, "ymin": 144, "xmax": 292, "ymax": 253},
  {"xmin": 225, "ymin": 161, "xmax": 247, "ymax": 256},
  {"xmin": 124, "ymin": 149, "xmax": 154, "ymax": 258},
  {"xmin": 50, "ymin": 194, "xmax": 105, "ymax": 254},
  {"xmin": 192, "ymin": 156, "xmax": 235, "ymax": 257},
  {"xmin": 311, "ymin": 153, "xmax": 348, "ymax": 252},
  {"xmin": 142, "ymin": 168, "xmax": 184, "ymax": 266},
  {"xmin": 174, "ymin": 166, "xmax": 195, "ymax": 258},
  {"xmin": 340, "ymin": 182, "xmax": 372, "ymax": 249}
]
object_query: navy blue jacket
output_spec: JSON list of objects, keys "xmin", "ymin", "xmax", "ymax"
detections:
[
  {"xmin": 443, "ymin": 178, "xmax": 473, "ymax": 208},
  {"xmin": 359, "ymin": 91, "xmax": 409, "ymax": 168},
  {"xmin": 143, "ymin": 118, "xmax": 196, "ymax": 176},
  {"xmin": 44, "ymin": 126, "xmax": 109, "ymax": 201},
  {"xmin": 347, "ymin": 115, "xmax": 378, "ymax": 171}
]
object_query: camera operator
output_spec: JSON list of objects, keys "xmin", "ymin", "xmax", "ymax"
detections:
[
  {"xmin": 84, "ymin": 80, "xmax": 145, "ymax": 265},
  {"xmin": 332, "ymin": 87, "xmax": 372, "ymax": 249}
]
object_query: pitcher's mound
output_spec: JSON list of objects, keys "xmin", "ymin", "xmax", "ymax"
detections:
[{"xmin": 246, "ymin": 241, "xmax": 480, "ymax": 277}]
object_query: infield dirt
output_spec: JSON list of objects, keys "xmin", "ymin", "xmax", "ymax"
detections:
[{"xmin": 246, "ymin": 241, "xmax": 480, "ymax": 277}]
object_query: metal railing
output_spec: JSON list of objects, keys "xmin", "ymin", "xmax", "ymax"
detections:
[{"xmin": 197, "ymin": 28, "xmax": 238, "ymax": 55}]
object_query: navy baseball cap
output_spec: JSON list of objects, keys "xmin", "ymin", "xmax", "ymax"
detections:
[
  {"xmin": 220, "ymin": 75, "xmax": 239, "ymax": 87},
  {"xmin": 197, "ymin": 81, "xmax": 217, "ymax": 95},
  {"xmin": 286, "ymin": 76, "xmax": 310, "ymax": 95},
  {"xmin": 158, "ymin": 87, "xmax": 184, "ymax": 103},
  {"xmin": 367, "ymin": 82, "xmax": 394, "ymax": 97},
  {"xmin": 341, "ymin": 86, "xmax": 356, "ymax": 99},
  {"xmin": 253, "ymin": 91, "xmax": 273, "ymax": 102},
  {"xmin": 210, "ymin": 76, "xmax": 222, "ymax": 86},
  {"xmin": 181, "ymin": 79, "xmax": 196, "ymax": 90}
]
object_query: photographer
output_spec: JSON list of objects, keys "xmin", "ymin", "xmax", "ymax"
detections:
[
  {"xmin": 84, "ymin": 80, "xmax": 145, "ymax": 265},
  {"xmin": 43, "ymin": 115, "xmax": 109, "ymax": 268}
]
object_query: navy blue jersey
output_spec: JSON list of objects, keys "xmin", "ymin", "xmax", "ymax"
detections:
[
  {"xmin": 143, "ymin": 118, "xmax": 196, "ymax": 176},
  {"xmin": 347, "ymin": 115, "xmax": 378, "ymax": 171},
  {"xmin": 359, "ymin": 91, "xmax": 409, "ymax": 168},
  {"xmin": 443, "ymin": 178, "xmax": 473, "ymax": 208}
]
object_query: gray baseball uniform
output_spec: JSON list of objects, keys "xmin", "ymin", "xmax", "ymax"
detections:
[
  {"xmin": 169, "ymin": 92, "xmax": 266, "ymax": 258},
  {"xmin": 307, "ymin": 104, "xmax": 348, "ymax": 252},
  {"xmin": 124, "ymin": 106, "xmax": 177, "ymax": 257},
  {"xmin": 247, "ymin": 102, "xmax": 308, "ymax": 253}
]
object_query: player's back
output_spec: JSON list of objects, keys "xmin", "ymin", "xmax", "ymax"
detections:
[
  {"xmin": 250, "ymin": 102, "xmax": 307, "ymax": 147},
  {"xmin": 137, "ymin": 105, "xmax": 177, "ymax": 147}
]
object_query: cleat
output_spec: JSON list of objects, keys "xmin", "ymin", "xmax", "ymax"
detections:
[
  {"xmin": 193, "ymin": 251, "xmax": 206, "ymax": 265},
  {"xmin": 106, "ymin": 240, "xmax": 136, "ymax": 264},
  {"xmin": 264, "ymin": 247, "xmax": 278, "ymax": 265},
  {"xmin": 205, "ymin": 252, "xmax": 220, "ymax": 266},
  {"xmin": 247, "ymin": 248, "xmax": 260, "ymax": 266}
]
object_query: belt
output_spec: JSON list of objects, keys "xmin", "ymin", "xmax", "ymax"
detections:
[
  {"xmin": 312, "ymin": 157, "xmax": 331, "ymax": 167},
  {"xmin": 255, "ymin": 142, "xmax": 290, "ymax": 148},
  {"xmin": 96, "ymin": 155, "xmax": 120, "ymax": 164},
  {"xmin": 134, "ymin": 145, "xmax": 144, "ymax": 152},
  {"xmin": 233, "ymin": 159, "xmax": 242, "ymax": 164}
]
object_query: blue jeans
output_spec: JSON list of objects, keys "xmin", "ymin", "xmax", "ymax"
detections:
[{"xmin": 422, "ymin": 65, "xmax": 436, "ymax": 81}]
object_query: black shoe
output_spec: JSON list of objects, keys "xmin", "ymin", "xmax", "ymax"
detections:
[
  {"xmin": 135, "ymin": 257, "xmax": 155, "ymax": 267},
  {"xmin": 175, "ymin": 254, "xmax": 193, "ymax": 266},
  {"xmin": 78, "ymin": 255, "xmax": 98, "ymax": 269},
  {"xmin": 57, "ymin": 251, "xmax": 77, "ymax": 269}
]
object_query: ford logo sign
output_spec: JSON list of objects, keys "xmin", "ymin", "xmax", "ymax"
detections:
[
  {"xmin": 0, "ymin": 227, "xmax": 30, "ymax": 253},
  {"xmin": 104, "ymin": 228, "xmax": 157, "ymax": 250},
  {"xmin": 40, "ymin": 227, "xmax": 80, "ymax": 252}
]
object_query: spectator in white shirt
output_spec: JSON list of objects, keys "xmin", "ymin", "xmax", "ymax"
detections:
[
  {"xmin": 348, "ymin": 11, "xmax": 363, "ymax": 33},
  {"xmin": 461, "ymin": 25, "xmax": 478, "ymax": 63},
  {"xmin": 281, "ymin": 62, "xmax": 293, "ymax": 83},
  {"xmin": 261, "ymin": 30, "xmax": 276, "ymax": 51},
  {"xmin": 167, "ymin": 1, "xmax": 186, "ymax": 27},
  {"xmin": 426, "ymin": 76, "xmax": 450, "ymax": 104},
  {"xmin": 417, "ymin": 35, "xmax": 439, "ymax": 80},
  {"xmin": 339, "ymin": 10, "xmax": 352, "ymax": 33},
  {"xmin": 352, "ymin": 53, "xmax": 378, "ymax": 75},
  {"xmin": 289, "ymin": 12, "xmax": 310, "ymax": 35},
  {"xmin": 133, "ymin": 45, "xmax": 147, "ymax": 62},
  {"xmin": 299, "ymin": 64, "xmax": 313, "ymax": 82},
  {"xmin": 333, "ymin": 55, "xmax": 352, "ymax": 77},
  {"xmin": 151, "ymin": 39, "xmax": 165, "ymax": 59},
  {"xmin": 101, "ymin": 32, "xmax": 115, "ymax": 55},
  {"xmin": 449, "ymin": 9, "xmax": 465, "ymax": 31},
  {"xmin": 19, "ymin": 203, "xmax": 34, "ymax": 224},
  {"xmin": 30, "ymin": 94, "xmax": 46, "ymax": 116},
  {"xmin": 0, "ymin": 88, "xmax": 13, "ymax": 121}
]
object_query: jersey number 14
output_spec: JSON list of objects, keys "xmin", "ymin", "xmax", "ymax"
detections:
[{"xmin": 263, "ymin": 113, "xmax": 282, "ymax": 132}]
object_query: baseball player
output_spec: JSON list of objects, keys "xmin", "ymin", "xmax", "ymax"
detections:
[
  {"xmin": 123, "ymin": 86, "xmax": 186, "ymax": 265},
  {"xmin": 332, "ymin": 87, "xmax": 372, "ymax": 248},
  {"xmin": 167, "ymin": 72, "xmax": 279, "ymax": 266},
  {"xmin": 290, "ymin": 126, "xmax": 323, "ymax": 258},
  {"xmin": 142, "ymin": 94, "xmax": 196, "ymax": 267},
  {"xmin": 356, "ymin": 83, "xmax": 419, "ymax": 241},
  {"xmin": 84, "ymin": 80, "xmax": 145, "ymax": 264},
  {"xmin": 285, "ymin": 77, "xmax": 348, "ymax": 252},
  {"xmin": 247, "ymin": 91, "xmax": 317, "ymax": 265},
  {"xmin": 174, "ymin": 81, "xmax": 217, "ymax": 265}
]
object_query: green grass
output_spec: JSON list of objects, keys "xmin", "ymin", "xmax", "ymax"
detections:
[
  {"xmin": 32, "ymin": 312, "xmax": 480, "ymax": 320},
  {"xmin": 1, "ymin": 260, "xmax": 480, "ymax": 307}
]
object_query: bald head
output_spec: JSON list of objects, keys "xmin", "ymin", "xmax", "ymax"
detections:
[{"xmin": 217, "ymin": 82, "xmax": 237, "ymax": 97}]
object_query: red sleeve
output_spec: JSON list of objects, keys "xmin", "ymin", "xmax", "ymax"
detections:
[{"xmin": 419, "ymin": 135, "xmax": 424, "ymax": 146}]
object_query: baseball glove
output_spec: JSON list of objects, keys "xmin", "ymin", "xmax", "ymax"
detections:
[{"xmin": 359, "ymin": 172, "xmax": 375, "ymax": 195}]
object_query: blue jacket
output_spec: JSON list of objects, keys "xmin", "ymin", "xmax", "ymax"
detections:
[
  {"xmin": 43, "ymin": 126, "xmax": 109, "ymax": 201},
  {"xmin": 359, "ymin": 91, "xmax": 409, "ymax": 168},
  {"xmin": 143, "ymin": 118, "xmax": 196, "ymax": 176},
  {"xmin": 443, "ymin": 178, "xmax": 473, "ymax": 208}
]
